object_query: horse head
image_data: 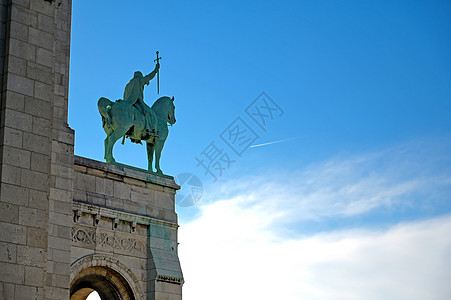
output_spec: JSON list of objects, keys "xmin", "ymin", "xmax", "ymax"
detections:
[{"xmin": 152, "ymin": 96, "xmax": 176, "ymax": 125}]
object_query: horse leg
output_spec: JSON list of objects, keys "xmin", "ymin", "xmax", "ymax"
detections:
[
  {"xmin": 146, "ymin": 142, "xmax": 155, "ymax": 172},
  {"xmin": 104, "ymin": 137, "xmax": 114, "ymax": 162},
  {"xmin": 154, "ymin": 139, "xmax": 166, "ymax": 174},
  {"xmin": 105, "ymin": 127, "xmax": 129, "ymax": 163}
]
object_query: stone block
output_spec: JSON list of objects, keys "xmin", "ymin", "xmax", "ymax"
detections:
[
  {"xmin": 25, "ymin": 265, "xmax": 44, "ymax": 286},
  {"xmin": 21, "ymin": 168, "xmax": 49, "ymax": 191},
  {"xmin": 0, "ymin": 262, "xmax": 24, "ymax": 284},
  {"xmin": 44, "ymin": 285, "xmax": 70, "ymax": 300},
  {"xmin": 2, "ymin": 90, "xmax": 25, "ymax": 111},
  {"xmin": 153, "ymin": 291, "xmax": 181, "ymax": 300},
  {"xmin": 32, "ymin": 115, "xmax": 52, "ymax": 137},
  {"xmin": 0, "ymin": 202, "xmax": 19, "ymax": 223},
  {"xmin": 4, "ymin": 108, "xmax": 33, "ymax": 132},
  {"xmin": 26, "ymin": 61, "xmax": 53, "ymax": 84},
  {"xmin": 52, "ymin": 139, "xmax": 73, "ymax": 155},
  {"xmin": 37, "ymin": 12, "xmax": 54, "ymax": 34},
  {"xmin": 25, "ymin": 95, "xmax": 53, "ymax": 120},
  {"xmin": 50, "ymin": 163, "xmax": 73, "ymax": 179},
  {"xmin": 6, "ymin": 72, "xmax": 34, "ymax": 97},
  {"xmin": 1, "ymin": 145, "xmax": 31, "ymax": 169},
  {"xmin": 56, "ymin": 28, "xmax": 66, "ymax": 42},
  {"xmin": 51, "ymin": 248, "xmax": 70, "ymax": 263},
  {"xmin": 10, "ymin": 4, "xmax": 37, "ymax": 27},
  {"xmin": 149, "ymin": 236, "xmax": 174, "ymax": 251},
  {"xmin": 27, "ymin": 227, "xmax": 47, "ymax": 248},
  {"xmin": 0, "ymin": 282, "xmax": 15, "ymax": 299},
  {"xmin": 155, "ymin": 191, "xmax": 174, "ymax": 210},
  {"xmin": 8, "ymin": 20, "xmax": 28, "ymax": 42},
  {"xmin": 49, "ymin": 187, "xmax": 72, "ymax": 203},
  {"xmin": 95, "ymin": 177, "xmax": 114, "ymax": 197},
  {"xmin": 155, "ymin": 281, "xmax": 183, "ymax": 294},
  {"xmin": 0, "ymin": 183, "xmax": 29, "ymax": 206},
  {"xmin": 49, "ymin": 211, "xmax": 71, "ymax": 227},
  {"xmin": 0, "ymin": 241, "xmax": 17, "ymax": 263},
  {"xmin": 30, "ymin": 1, "xmax": 54, "ymax": 17},
  {"xmin": 34, "ymin": 80, "xmax": 53, "ymax": 101},
  {"xmin": 7, "ymin": 54, "xmax": 27, "ymax": 76},
  {"xmin": 31, "ymin": 151, "xmax": 49, "ymax": 172},
  {"xmin": 75, "ymin": 172, "xmax": 96, "ymax": 193},
  {"xmin": 16, "ymin": 285, "xmax": 43, "ymax": 300},
  {"xmin": 1, "ymin": 163, "xmax": 21, "ymax": 186},
  {"xmin": 86, "ymin": 193, "xmax": 106, "ymax": 207},
  {"xmin": 150, "ymin": 224, "xmax": 171, "ymax": 240},
  {"xmin": 105, "ymin": 197, "xmax": 124, "ymax": 211},
  {"xmin": 2, "ymin": 127, "xmax": 23, "ymax": 148},
  {"xmin": 131, "ymin": 187, "xmax": 153, "ymax": 205},
  {"xmin": 28, "ymin": 27, "xmax": 53, "ymax": 50},
  {"xmin": 8, "ymin": 38, "xmax": 36, "ymax": 61},
  {"xmin": 52, "ymin": 152, "xmax": 74, "ymax": 168},
  {"xmin": 53, "ymin": 224, "xmax": 71, "ymax": 239},
  {"xmin": 53, "ymin": 128, "xmax": 75, "ymax": 146},
  {"xmin": 47, "ymin": 235, "xmax": 70, "ymax": 251},
  {"xmin": 28, "ymin": 189, "xmax": 48, "ymax": 210},
  {"xmin": 53, "ymin": 274, "xmax": 70, "ymax": 288},
  {"xmin": 17, "ymin": 245, "xmax": 45, "ymax": 267},
  {"xmin": 54, "ymin": 176, "xmax": 72, "ymax": 191},
  {"xmin": 52, "ymin": 199, "xmax": 72, "ymax": 215},
  {"xmin": 156, "ymin": 208, "xmax": 177, "ymax": 223},
  {"xmin": 19, "ymin": 206, "xmax": 47, "ymax": 229},
  {"xmin": 36, "ymin": 46, "xmax": 53, "ymax": 68},
  {"xmin": 53, "ymin": 261, "xmax": 70, "ymax": 275},
  {"xmin": 113, "ymin": 181, "xmax": 131, "ymax": 200},
  {"xmin": 70, "ymin": 246, "xmax": 94, "ymax": 264}
]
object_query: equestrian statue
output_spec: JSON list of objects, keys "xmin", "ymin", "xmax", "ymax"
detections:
[{"xmin": 97, "ymin": 52, "xmax": 176, "ymax": 174}]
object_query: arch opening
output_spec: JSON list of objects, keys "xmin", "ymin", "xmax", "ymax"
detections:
[{"xmin": 70, "ymin": 266, "xmax": 135, "ymax": 300}]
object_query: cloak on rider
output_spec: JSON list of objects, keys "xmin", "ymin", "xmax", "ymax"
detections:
[{"xmin": 123, "ymin": 62, "xmax": 160, "ymax": 138}]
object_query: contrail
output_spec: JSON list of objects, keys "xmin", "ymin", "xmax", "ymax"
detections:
[{"xmin": 250, "ymin": 138, "xmax": 295, "ymax": 148}]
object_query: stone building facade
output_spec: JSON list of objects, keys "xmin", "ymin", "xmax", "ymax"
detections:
[{"xmin": 0, "ymin": 1, "xmax": 183, "ymax": 299}]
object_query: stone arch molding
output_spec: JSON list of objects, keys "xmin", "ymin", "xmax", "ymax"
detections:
[{"xmin": 70, "ymin": 254, "xmax": 145, "ymax": 300}]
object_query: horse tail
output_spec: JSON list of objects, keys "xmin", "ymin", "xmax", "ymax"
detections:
[{"xmin": 98, "ymin": 97, "xmax": 114, "ymax": 131}]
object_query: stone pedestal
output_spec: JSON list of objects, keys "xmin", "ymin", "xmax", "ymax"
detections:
[{"xmin": 71, "ymin": 156, "xmax": 183, "ymax": 300}]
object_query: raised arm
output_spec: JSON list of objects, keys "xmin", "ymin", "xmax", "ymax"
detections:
[{"xmin": 143, "ymin": 63, "xmax": 160, "ymax": 85}]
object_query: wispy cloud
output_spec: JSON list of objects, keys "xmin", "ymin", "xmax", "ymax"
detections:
[
  {"xmin": 197, "ymin": 138, "xmax": 451, "ymax": 229},
  {"xmin": 178, "ymin": 138, "xmax": 451, "ymax": 299},
  {"xmin": 249, "ymin": 138, "xmax": 296, "ymax": 148}
]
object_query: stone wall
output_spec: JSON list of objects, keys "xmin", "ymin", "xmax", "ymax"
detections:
[
  {"xmin": 71, "ymin": 156, "xmax": 183, "ymax": 299},
  {"xmin": 0, "ymin": 1, "xmax": 183, "ymax": 299},
  {"xmin": 0, "ymin": 0, "xmax": 7, "ymax": 100},
  {"xmin": 0, "ymin": 0, "xmax": 74, "ymax": 298}
]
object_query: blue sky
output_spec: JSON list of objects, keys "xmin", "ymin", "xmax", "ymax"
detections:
[{"xmin": 70, "ymin": 1, "xmax": 451, "ymax": 299}]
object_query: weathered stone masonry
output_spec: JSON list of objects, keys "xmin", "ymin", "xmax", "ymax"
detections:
[{"xmin": 0, "ymin": 1, "xmax": 183, "ymax": 299}]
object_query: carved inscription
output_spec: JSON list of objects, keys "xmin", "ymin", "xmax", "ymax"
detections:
[{"xmin": 72, "ymin": 226, "xmax": 146, "ymax": 254}]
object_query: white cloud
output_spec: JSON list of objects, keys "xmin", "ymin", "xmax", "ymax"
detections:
[
  {"xmin": 178, "ymin": 139, "xmax": 451, "ymax": 299},
  {"xmin": 179, "ymin": 200, "xmax": 451, "ymax": 300}
]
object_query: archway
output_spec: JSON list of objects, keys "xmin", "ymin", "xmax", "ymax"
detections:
[
  {"xmin": 70, "ymin": 266, "xmax": 135, "ymax": 300},
  {"xmin": 70, "ymin": 255, "xmax": 145, "ymax": 300}
]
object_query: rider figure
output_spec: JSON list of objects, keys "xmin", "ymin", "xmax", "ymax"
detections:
[{"xmin": 123, "ymin": 63, "xmax": 160, "ymax": 137}]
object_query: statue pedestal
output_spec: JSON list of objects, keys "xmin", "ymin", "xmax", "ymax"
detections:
[{"xmin": 71, "ymin": 156, "xmax": 183, "ymax": 300}]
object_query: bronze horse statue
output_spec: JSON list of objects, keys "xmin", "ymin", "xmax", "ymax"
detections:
[{"xmin": 97, "ymin": 96, "xmax": 176, "ymax": 174}]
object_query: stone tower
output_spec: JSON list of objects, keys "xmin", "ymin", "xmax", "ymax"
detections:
[{"xmin": 0, "ymin": 1, "xmax": 183, "ymax": 299}]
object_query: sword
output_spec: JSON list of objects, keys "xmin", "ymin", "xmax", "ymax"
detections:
[{"xmin": 154, "ymin": 51, "xmax": 162, "ymax": 94}]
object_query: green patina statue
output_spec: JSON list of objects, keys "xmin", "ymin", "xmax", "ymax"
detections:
[{"xmin": 97, "ymin": 58, "xmax": 176, "ymax": 174}]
